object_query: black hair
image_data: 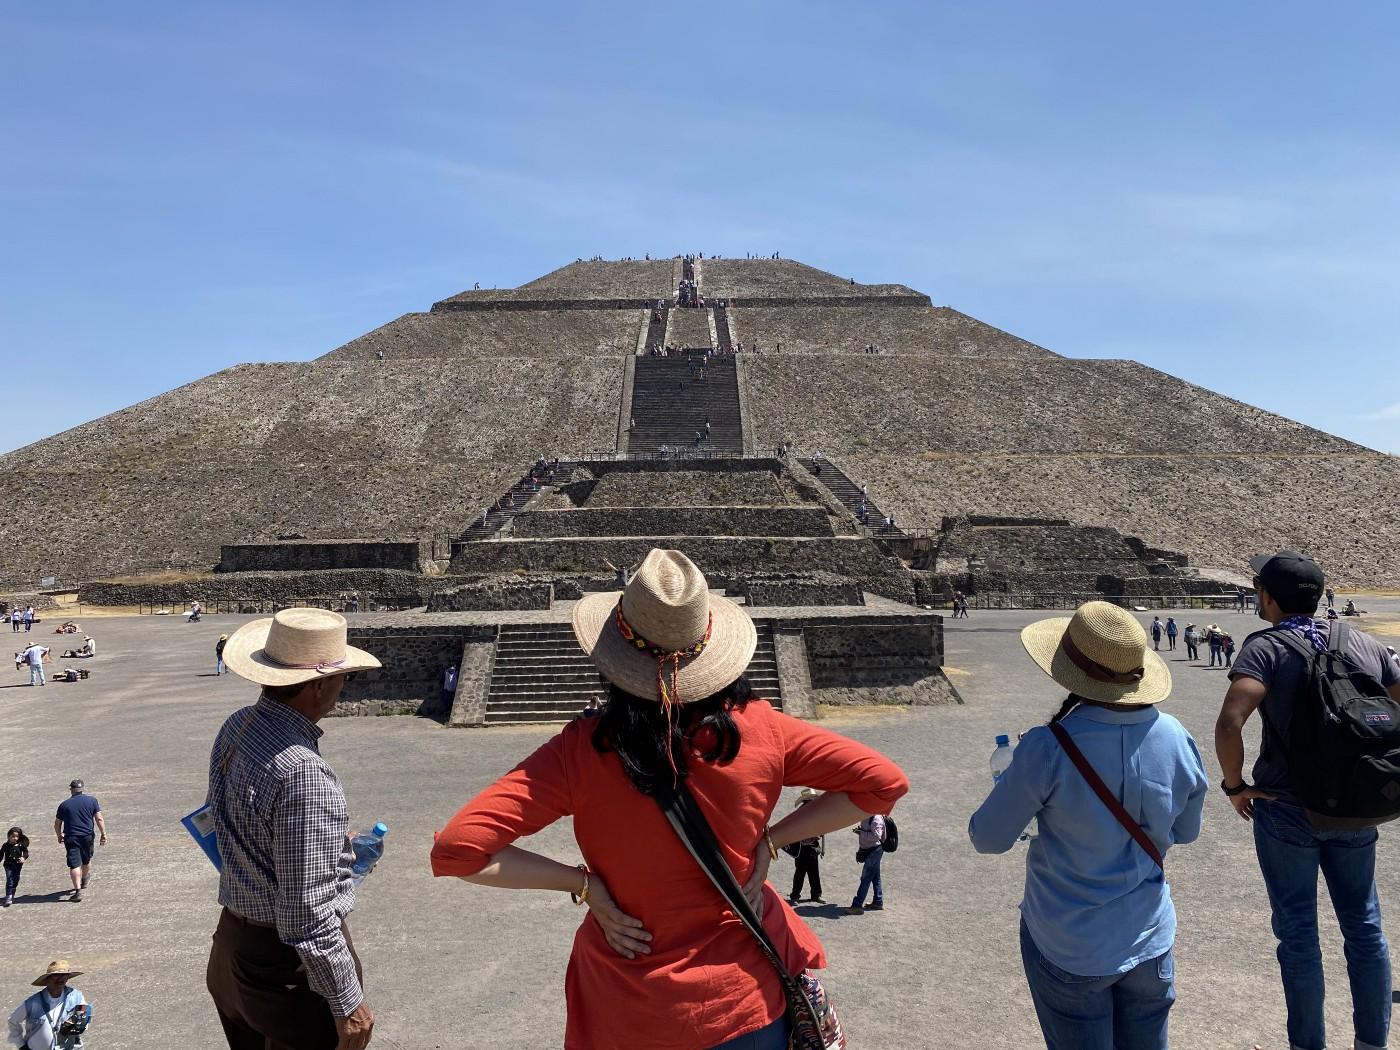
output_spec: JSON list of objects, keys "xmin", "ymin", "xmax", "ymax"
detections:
[
  {"xmin": 592, "ymin": 676, "xmax": 753, "ymax": 797},
  {"xmin": 1049, "ymin": 693, "xmax": 1089, "ymax": 725},
  {"xmin": 6, "ymin": 826, "xmax": 27, "ymax": 849},
  {"xmin": 262, "ymin": 682, "xmax": 309, "ymax": 704}
]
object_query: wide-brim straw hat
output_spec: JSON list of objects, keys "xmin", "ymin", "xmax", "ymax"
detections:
[
  {"xmin": 573, "ymin": 549, "xmax": 756, "ymax": 703},
  {"xmin": 222, "ymin": 608, "xmax": 380, "ymax": 687},
  {"xmin": 33, "ymin": 960, "xmax": 82, "ymax": 986},
  {"xmin": 1021, "ymin": 600, "xmax": 1171, "ymax": 706},
  {"xmin": 797, "ymin": 788, "xmax": 821, "ymax": 804}
]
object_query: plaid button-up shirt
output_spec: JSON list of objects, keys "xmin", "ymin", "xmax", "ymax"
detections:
[{"xmin": 208, "ymin": 695, "xmax": 362, "ymax": 1016}]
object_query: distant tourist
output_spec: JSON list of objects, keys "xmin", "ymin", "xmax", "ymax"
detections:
[
  {"xmin": 1206, "ymin": 624, "xmax": 1224, "ymax": 667},
  {"xmin": 1165, "ymin": 617, "xmax": 1178, "ymax": 651},
  {"xmin": 3, "ymin": 826, "xmax": 29, "ymax": 907},
  {"xmin": 443, "ymin": 664, "xmax": 458, "ymax": 709},
  {"xmin": 1326, "ymin": 586, "xmax": 1335, "ymax": 609},
  {"xmin": 188, "ymin": 601, "xmax": 202, "ymax": 623},
  {"xmin": 1150, "ymin": 616, "xmax": 1163, "ymax": 650},
  {"xmin": 8, "ymin": 961, "xmax": 91, "ymax": 1050},
  {"xmin": 786, "ymin": 789, "xmax": 825, "ymax": 904},
  {"xmin": 215, "ymin": 634, "xmax": 228, "ymax": 675},
  {"xmin": 1183, "ymin": 623, "xmax": 1199, "ymax": 661},
  {"xmin": 1220, "ymin": 631, "xmax": 1235, "ymax": 668},
  {"xmin": 847, "ymin": 812, "xmax": 887, "ymax": 914},
  {"xmin": 432, "ymin": 548, "xmax": 907, "ymax": 1049},
  {"xmin": 23, "ymin": 606, "xmax": 34, "ymax": 632},
  {"xmin": 580, "ymin": 696, "xmax": 602, "ymax": 719},
  {"xmin": 205, "ymin": 608, "xmax": 381, "ymax": 1049},
  {"xmin": 1215, "ymin": 551, "xmax": 1400, "ymax": 1050},
  {"xmin": 9, "ymin": 607, "xmax": 19, "ymax": 633},
  {"xmin": 21, "ymin": 642, "xmax": 48, "ymax": 686},
  {"xmin": 970, "ymin": 601, "xmax": 1208, "ymax": 1050},
  {"xmin": 54, "ymin": 779, "xmax": 105, "ymax": 902}
]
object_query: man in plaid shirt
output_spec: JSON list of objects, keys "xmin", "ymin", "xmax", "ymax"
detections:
[{"xmin": 205, "ymin": 608, "xmax": 381, "ymax": 1050}]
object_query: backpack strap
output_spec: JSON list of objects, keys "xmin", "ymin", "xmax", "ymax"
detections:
[
  {"xmin": 1329, "ymin": 620, "xmax": 1349, "ymax": 655},
  {"xmin": 1050, "ymin": 722, "xmax": 1164, "ymax": 870}
]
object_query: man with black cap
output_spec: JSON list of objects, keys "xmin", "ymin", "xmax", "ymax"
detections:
[
  {"xmin": 1215, "ymin": 550, "xmax": 1400, "ymax": 1050},
  {"xmin": 53, "ymin": 780, "xmax": 105, "ymax": 903}
]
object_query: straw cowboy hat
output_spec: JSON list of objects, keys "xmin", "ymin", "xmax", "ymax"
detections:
[
  {"xmin": 222, "ymin": 608, "xmax": 380, "ymax": 687},
  {"xmin": 797, "ymin": 788, "xmax": 822, "ymax": 804},
  {"xmin": 573, "ymin": 549, "xmax": 756, "ymax": 705},
  {"xmin": 1020, "ymin": 600, "xmax": 1171, "ymax": 706},
  {"xmin": 33, "ymin": 960, "xmax": 82, "ymax": 986}
]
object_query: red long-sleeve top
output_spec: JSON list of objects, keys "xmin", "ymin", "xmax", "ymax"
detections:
[{"xmin": 431, "ymin": 700, "xmax": 908, "ymax": 1050}]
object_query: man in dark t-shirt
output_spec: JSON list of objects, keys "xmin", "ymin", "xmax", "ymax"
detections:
[
  {"xmin": 54, "ymin": 779, "xmax": 106, "ymax": 902},
  {"xmin": 1215, "ymin": 551, "xmax": 1400, "ymax": 1050}
]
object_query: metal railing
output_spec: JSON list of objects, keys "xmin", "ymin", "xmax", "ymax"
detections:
[
  {"xmin": 126, "ymin": 597, "xmax": 426, "ymax": 616},
  {"xmin": 956, "ymin": 592, "xmax": 1250, "ymax": 612}
]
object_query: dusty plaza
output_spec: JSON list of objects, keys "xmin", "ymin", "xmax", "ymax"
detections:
[{"xmin": 0, "ymin": 600, "xmax": 1396, "ymax": 1049}]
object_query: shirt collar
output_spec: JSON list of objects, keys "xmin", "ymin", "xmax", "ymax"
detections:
[
  {"xmin": 1067, "ymin": 703, "xmax": 1160, "ymax": 725},
  {"xmin": 255, "ymin": 694, "xmax": 324, "ymax": 744}
]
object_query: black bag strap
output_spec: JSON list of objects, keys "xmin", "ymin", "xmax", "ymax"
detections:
[
  {"xmin": 1050, "ymin": 722, "xmax": 1164, "ymax": 870},
  {"xmin": 656, "ymin": 781, "xmax": 826, "ymax": 1049}
]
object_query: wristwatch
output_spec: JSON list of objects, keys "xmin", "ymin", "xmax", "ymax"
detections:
[{"xmin": 1221, "ymin": 780, "xmax": 1249, "ymax": 797}]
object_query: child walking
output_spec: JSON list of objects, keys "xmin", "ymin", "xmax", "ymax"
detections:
[{"xmin": 3, "ymin": 827, "xmax": 29, "ymax": 906}]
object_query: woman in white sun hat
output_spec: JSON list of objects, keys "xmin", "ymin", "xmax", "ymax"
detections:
[
  {"xmin": 432, "ymin": 548, "xmax": 908, "ymax": 1050},
  {"xmin": 969, "ymin": 600, "xmax": 1209, "ymax": 1050}
]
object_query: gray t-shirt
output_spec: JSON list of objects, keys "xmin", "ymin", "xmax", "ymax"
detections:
[{"xmin": 1231, "ymin": 620, "xmax": 1400, "ymax": 799}]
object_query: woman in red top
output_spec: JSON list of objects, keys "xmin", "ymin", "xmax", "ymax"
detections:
[{"xmin": 431, "ymin": 549, "xmax": 908, "ymax": 1050}]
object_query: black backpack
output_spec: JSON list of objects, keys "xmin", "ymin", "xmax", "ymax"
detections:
[
  {"xmin": 1262, "ymin": 622, "xmax": 1400, "ymax": 824},
  {"xmin": 881, "ymin": 816, "xmax": 899, "ymax": 853}
]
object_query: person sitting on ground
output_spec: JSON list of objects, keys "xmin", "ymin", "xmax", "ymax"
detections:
[
  {"xmin": 970, "ymin": 601, "xmax": 1208, "ymax": 1050},
  {"xmin": 1344, "ymin": 598, "xmax": 1359, "ymax": 616},
  {"xmin": 431, "ymin": 549, "xmax": 908, "ymax": 1050}
]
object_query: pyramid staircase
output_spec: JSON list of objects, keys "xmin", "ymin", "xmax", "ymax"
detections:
[
  {"xmin": 484, "ymin": 620, "xmax": 783, "ymax": 724},
  {"xmin": 799, "ymin": 457, "xmax": 905, "ymax": 537},
  {"xmin": 643, "ymin": 306, "xmax": 669, "ymax": 354},
  {"xmin": 713, "ymin": 305, "xmax": 734, "ymax": 352},
  {"xmin": 458, "ymin": 460, "xmax": 577, "ymax": 543},
  {"xmin": 628, "ymin": 356, "xmax": 744, "ymax": 453}
]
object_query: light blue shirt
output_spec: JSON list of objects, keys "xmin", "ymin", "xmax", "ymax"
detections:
[{"xmin": 969, "ymin": 704, "xmax": 1208, "ymax": 976}]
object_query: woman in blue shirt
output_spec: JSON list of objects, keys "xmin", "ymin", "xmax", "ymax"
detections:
[{"xmin": 969, "ymin": 601, "xmax": 1208, "ymax": 1050}]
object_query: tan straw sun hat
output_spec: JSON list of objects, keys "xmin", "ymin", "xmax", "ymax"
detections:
[
  {"xmin": 1020, "ymin": 600, "xmax": 1171, "ymax": 705},
  {"xmin": 33, "ymin": 960, "xmax": 82, "ymax": 986},
  {"xmin": 572, "ymin": 549, "xmax": 756, "ymax": 704},
  {"xmin": 221, "ymin": 608, "xmax": 380, "ymax": 687}
]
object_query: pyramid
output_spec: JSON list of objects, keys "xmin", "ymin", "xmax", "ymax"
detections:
[{"xmin": 2, "ymin": 255, "xmax": 1397, "ymax": 590}]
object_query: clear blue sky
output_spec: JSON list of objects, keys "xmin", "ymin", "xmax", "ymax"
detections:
[{"xmin": 4, "ymin": 3, "xmax": 1398, "ymax": 453}]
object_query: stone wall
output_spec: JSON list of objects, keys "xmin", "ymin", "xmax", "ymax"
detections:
[
  {"xmin": 805, "ymin": 622, "xmax": 941, "ymax": 689},
  {"xmin": 735, "ymin": 305, "xmax": 1054, "ymax": 358},
  {"xmin": 738, "ymin": 572, "xmax": 863, "ymax": 607},
  {"xmin": 340, "ymin": 622, "xmax": 497, "ymax": 719},
  {"xmin": 80, "ymin": 569, "xmax": 434, "ymax": 608},
  {"xmin": 218, "ymin": 540, "xmax": 433, "ymax": 574},
  {"xmin": 427, "ymin": 577, "xmax": 554, "ymax": 611},
  {"xmin": 511, "ymin": 506, "xmax": 835, "ymax": 539},
  {"xmin": 579, "ymin": 469, "xmax": 797, "ymax": 508},
  {"xmin": 701, "ymin": 259, "xmax": 920, "ymax": 299},
  {"xmin": 0, "ymin": 355, "xmax": 623, "ymax": 586},
  {"xmin": 449, "ymin": 537, "xmax": 915, "ymax": 602},
  {"xmin": 320, "ymin": 309, "xmax": 641, "ymax": 361}
]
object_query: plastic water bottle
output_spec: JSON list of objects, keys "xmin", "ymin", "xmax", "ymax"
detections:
[
  {"xmin": 990, "ymin": 735, "xmax": 1037, "ymax": 841},
  {"xmin": 990, "ymin": 734, "xmax": 1014, "ymax": 782},
  {"xmin": 350, "ymin": 823, "xmax": 388, "ymax": 890}
]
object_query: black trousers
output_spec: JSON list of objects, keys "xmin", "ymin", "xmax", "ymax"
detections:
[
  {"xmin": 207, "ymin": 908, "xmax": 362, "ymax": 1050},
  {"xmin": 790, "ymin": 845, "xmax": 822, "ymax": 900}
]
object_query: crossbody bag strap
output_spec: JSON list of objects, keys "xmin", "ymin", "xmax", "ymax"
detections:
[
  {"xmin": 656, "ymin": 781, "xmax": 826, "ymax": 1048},
  {"xmin": 1049, "ymin": 723, "xmax": 1164, "ymax": 870}
]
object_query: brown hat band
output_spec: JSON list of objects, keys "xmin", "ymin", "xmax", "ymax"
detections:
[{"xmin": 1061, "ymin": 632, "xmax": 1144, "ymax": 685}]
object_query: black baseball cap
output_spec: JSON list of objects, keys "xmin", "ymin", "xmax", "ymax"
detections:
[{"xmin": 1248, "ymin": 551, "xmax": 1325, "ymax": 608}]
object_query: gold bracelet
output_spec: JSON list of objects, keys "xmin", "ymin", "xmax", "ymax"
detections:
[
  {"xmin": 570, "ymin": 864, "xmax": 590, "ymax": 906},
  {"xmin": 763, "ymin": 825, "xmax": 779, "ymax": 861}
]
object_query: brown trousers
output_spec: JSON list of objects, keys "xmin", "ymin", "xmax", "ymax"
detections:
[{"xmin": 206, "ymin": 907, "xmax": 362, "ymax": 1050}]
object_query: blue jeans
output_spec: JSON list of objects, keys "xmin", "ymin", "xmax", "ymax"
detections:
[
  {"xmin": 708, "ymin": 1016, "xmax": 789, "ymax": 1050},
  {"xmin": 4, "ymin": 865, "xmax": 19, "ymax": 898},
  {"xmin": 1020, "ymin": 920, "xmax": 1174, "ymax": 1050},
  {"xmin": 28, "ymin": 663, "xmax": 44, "ymax": 686},
  {"xmin": 852, "ymin": 846, "xmax": 883, "ymax": 906},
  {"xmin": 1253, "ymin": 799, "xmax": 1391, "ymax": 1050}
]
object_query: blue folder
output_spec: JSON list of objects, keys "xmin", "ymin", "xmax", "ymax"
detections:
[{"xmin": 182, "ymin": 804, "xmax": 223, "ymax": 871}]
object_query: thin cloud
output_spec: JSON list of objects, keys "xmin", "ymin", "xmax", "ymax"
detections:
[{"xmin": 1362, "ymin": 402, "xmax": 1400, "ymax": 422}]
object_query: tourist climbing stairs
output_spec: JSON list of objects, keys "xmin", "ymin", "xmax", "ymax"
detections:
[
  {"xmin": 458, "ymin": 460, "xmax": 577, "ymax": 543},
  {"xmin": 798, "ymin": 456, "xmax": 904, "ymax": 537},
  {"xmin": 485, "ymin": 620, "xmax": 782, "ymax": 723},
  {"xmin": 713, "ymin": 305, "xmax": 733, "ymax": 352},
  {"xmin": 643, "ymin": 306, "xmax": 668, "ymax": 354},
  {"xmin": 628, "ymin": 356, "xmax": 744, "ymax": 453}
]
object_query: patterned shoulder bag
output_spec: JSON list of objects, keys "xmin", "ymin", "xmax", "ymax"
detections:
[{"xmin": 656, "ymin": 782, "xmax": 847, "ymax": 1050}]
